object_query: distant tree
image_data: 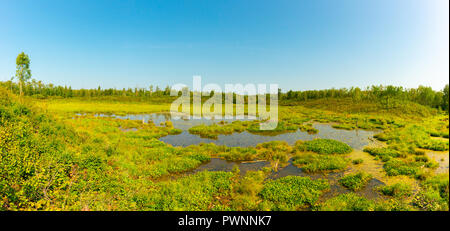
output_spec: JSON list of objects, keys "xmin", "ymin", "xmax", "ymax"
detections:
[
  {"xmin": 15, "ymin": 52, "xmax": 31, "ymax": 96},
  {"xmin": 149, "ymin": 85, "xmax": 154, "ymax": 96},
  {"xmin": 443, "ymin": 84, "xmax": 449, "ymax": 112}
]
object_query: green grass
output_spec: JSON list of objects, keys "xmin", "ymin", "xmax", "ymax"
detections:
[
  {"xmin": 383, "ymin": 159, "xmax": 422, "ymax": 177},
  {"xmin": 338, "ymin": 172, "xmax": 373, "ymax": 191},
  {"xmin": 379, "ymin": 183, "xmax": 412, "ymax": 198},
  {"xmin": 145, "ymin": 171, "xmax": 234, "ymax": 211},
  {"xmin": 293, "ymin": 153, "xmax": 349, "ymax": 172},
  {"xmin": 296, "ymin": 139, "xmax": 353, "ymax": 154},
  {"xmin": 259, "ymin": 176, "xmax": 329, "ymax": 210},
  {"xmin": 363, "ymin": 147, "xmax": 403, "ymax": 162},
  {"xmin": 317, "ymin": 193, "xmax": 375, "ymax": 211}
]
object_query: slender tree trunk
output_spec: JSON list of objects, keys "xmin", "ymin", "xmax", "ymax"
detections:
[{"xmin": 19, "ymin": 81, "xmax": 23, "ymax": 96}]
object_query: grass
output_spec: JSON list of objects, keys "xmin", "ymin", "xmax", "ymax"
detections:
[
  {"xmin": 259, "ymin": 176, "xmax": 329, "ymax": 210},
  {"xmin": 338, "ymin": 172, "xmax": 373, "ymax": 191},
  {"xmin": 317, "ymin": 193, "xmax": 375, "ymax": 211},
  {"xmin": 292, "ymin": 153, "xmax": 349, "ymax": 172},
  {"xmin": 2, "ymin": 87, "xmax": 449, "ymax": 211},
  {"xmin": 383, "ymin": 159, "xmax": 422, "ymax": 177},
  {"xmin": 363, "ymin": 147, "xmax": 402, "ymax": 162},
  {"xmin": 296, "ymin": 139, "xmax": 353, "ymax": 154},
  {"xmin": 378, "ymin": 183, "xmax": 413, "ymax": 198}
]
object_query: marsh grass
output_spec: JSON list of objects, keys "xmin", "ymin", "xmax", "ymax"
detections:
[
  {"xmin": 292, "ymin": 153, "xmax": 349, "ymax": 172},
  {"xmin": 339, "ymin": 172, "xmax": 373, "ymax": 191},
  {"xmin": 295, "ymin": 139, "xmax": 353, "ymax": 154},
  {"xmin": 259, "ymin": 176, "xmax": 329, "ymax": 210}
]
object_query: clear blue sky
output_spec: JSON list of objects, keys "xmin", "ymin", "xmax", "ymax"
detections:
[{"xmin": 0, "ymin": 0, "xmax": 448, "ymax": 91}]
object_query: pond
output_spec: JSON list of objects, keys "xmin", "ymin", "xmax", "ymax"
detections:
[
  {"xmin": 90, "ymin": 113, "xmax": 380, "ymax": 150},
  {"xmin": 187, "ymin": 158, "xmax": 386, "ymax": 200}
]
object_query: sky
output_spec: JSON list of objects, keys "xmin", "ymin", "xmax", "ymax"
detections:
[{"xmin": 0, "ymin": 0, "xmax": 448, "ymax": 91}]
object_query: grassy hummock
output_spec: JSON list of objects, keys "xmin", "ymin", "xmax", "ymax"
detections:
[{"xmin": 339, "ymin": 172, "xmax": 373, "ymax": 191}]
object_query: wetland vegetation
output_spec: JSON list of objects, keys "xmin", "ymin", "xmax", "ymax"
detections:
[{"xmin": 0, "ymin": 81, "xmax": 449, "ymax": 211}]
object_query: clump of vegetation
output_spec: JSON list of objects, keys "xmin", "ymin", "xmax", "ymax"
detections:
[
  {"xmin": 413, "ymin": 173, "xmax": 449, "ymax": 211},
  {"xmin": 332, "ymin": 123, "xmax": 356, "ymax": 130},
  {"xmin": 317, "ymin": 193, "xmax": 375, "ymax": 211},
  {"xmin": 145, "ymin": 171, "xmax": 234, "ymax": 210},
  {"xmin": 231, "ymin": 170, "xmax": 266, "ymax": 210},
  {"xmin": 379, "ymin": 183, "xmax": 413, "ymax": 198},
  {"xmin": 383, "ymin": 159, "xmax": 422, "ymax": 177},
  {"xmin": 293, "ymin": 153, "xmax": 349, "ymax": 172},
  {"xmin": 296, "ymin": 139, "xmax": 353, "ymax": 154},
  {"xmin": 352, "ymin": 158, "xmax": 364, "ymax": 165},
  {"xmin": 363, "ymin": 147, "xmax": 402, "ymax": 162},
  {"xmin": 338, "ymin": 172, "xmax": 373, "ymax": 191},
  {"xmin": 259, "ymin": 176, "xmax": 329, "ymax": 210}
]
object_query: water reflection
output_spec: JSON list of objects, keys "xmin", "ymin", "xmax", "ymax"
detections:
[{"xmin": 84, "ymin": 113, "xmax": 379, "ymax": 149}]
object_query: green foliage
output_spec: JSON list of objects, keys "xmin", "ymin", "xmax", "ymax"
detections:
[
  {"xmin": 145, "ymin": 171, "xmax": 234, "ymax": 211},
  {"xmin": 317, "ymin": 193, "xmax": 375, "ymax": 211},
  {"xmin": 293, "ymin": 153, "xmax": 349, "ymax": 172},
  {"xmin": 379, "ymin": 183, "xmax": 412, "ymax": 198},
  {"xmin": 383, "ymin": 159, "xmax": 422, "ymax": 176},
  {"xmin": 363, "ymin": 147, "xmax": 402, "ymax": 162},
  {"xmin": 259, "ymin": 176, "xmax": 329, "ymax": 210},
  {"xmin": 338, "ymin": 172, "xmax": 372, "ymax": 191},
  {"xmin": 296, "ymin": 139, "xmax": 353, "ymax": 154},
  {"xmin": 413, "ymin": 173, "xmax": 449, "ymax": 211}
]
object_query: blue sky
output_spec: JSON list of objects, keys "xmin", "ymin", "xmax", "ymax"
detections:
[{"xmin": 0, "ymin": 0, "xmax": 448, "ymax": 91}]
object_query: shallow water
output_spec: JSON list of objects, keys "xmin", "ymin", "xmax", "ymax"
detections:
[
  {"xmin": 86, "ymin": 113, "xmax": 379, "ymax": 149},
  {"xmin": 426, "ymin": 150, "xmax": 450, "ymax": 174},
  {"xmin": 193, "ymin": 158, "xmax": 386, "ymax": 200}
]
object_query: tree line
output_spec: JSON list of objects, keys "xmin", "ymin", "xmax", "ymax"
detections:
[{"xmin": 3, "ymin": 52, "xmax": 449, "ymax": 111}]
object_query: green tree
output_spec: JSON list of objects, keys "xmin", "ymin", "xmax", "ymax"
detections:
[
  {"xmin": 443, "ymin": 84, "xmax": 449, "ymax": 112},
  {"xmin": 15, "ymin": 52, "xmax": 32, "ymax": 96}
]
